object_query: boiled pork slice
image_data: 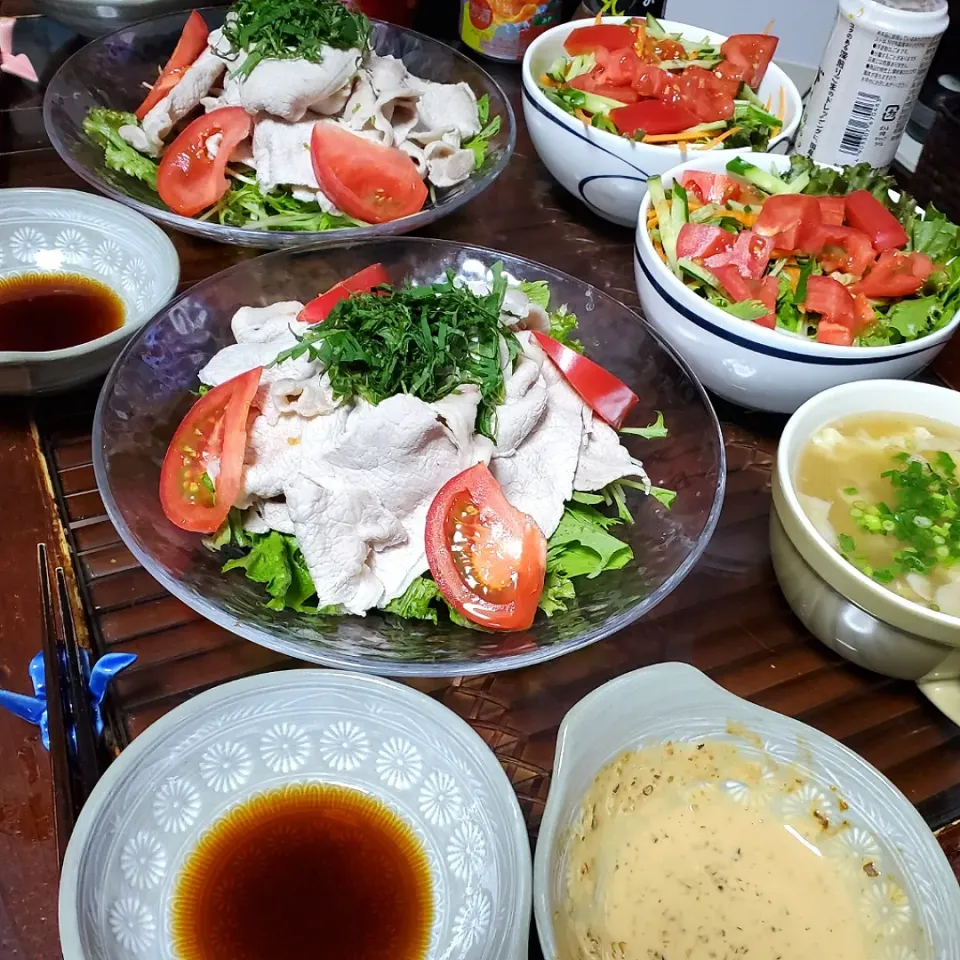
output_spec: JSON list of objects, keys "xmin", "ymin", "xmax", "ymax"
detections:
[
  {"xmin": 409, "ymin": 79, "xmax": 481, "ymax": 143},
  {"xmin": 574, "ymin": 416, "xmax": 650, "ymax": 492},
  {"xmin": 231, "ymin": 300, "xmax": 303, "ymax": 343}
]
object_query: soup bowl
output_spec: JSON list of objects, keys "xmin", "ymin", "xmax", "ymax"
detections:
[{"xmin": 771, "ymin": 379, "xmax": 960, "ymax": 725}]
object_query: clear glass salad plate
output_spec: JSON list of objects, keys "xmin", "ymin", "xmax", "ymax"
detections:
[
  {"xmin": 42, "ymin": 8, "xmax": 516, "ymax": 249},
  {"xmin": 93, "ymin": 237, "xmax": 726, "ymax": 676}
]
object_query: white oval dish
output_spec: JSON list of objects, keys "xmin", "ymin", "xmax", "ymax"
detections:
[
  {"xmin": 534, "ymin": 662, "xmax": 960, "ymax": 960},
  {"xmin": 522, "ymin": 18, "xmax": 801, "ymax": 227},
  {"xmin": 58, "ymin": 670, "xmax": 532, "ymax": 960},
  {"xmin": 633, "ymin": 152, "xmax": 960, "ymax": 414},
  {"xmin": 0, "ymin": 188, "xmax": 179, "ymax": 394}
]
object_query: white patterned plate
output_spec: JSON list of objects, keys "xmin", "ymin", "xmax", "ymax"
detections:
[
  {"xmin": 58, "ymin": 671, "xmax": 531, "ymax": 960},
  {"xmin": 0, "ymin": 188, "xmax": 178, "ymax": 394},
  {"xmin": 535, "ymin": 663, "xmax": 960, "ymax": 960}
]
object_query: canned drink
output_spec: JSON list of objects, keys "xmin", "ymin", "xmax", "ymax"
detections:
[
  {"xmin": 459, "ymin": 0, "xmax": 563, "ymax": 63},
  {"xmin": 796, "ymin": 0, "xmax": 949, "ymax": 168}
]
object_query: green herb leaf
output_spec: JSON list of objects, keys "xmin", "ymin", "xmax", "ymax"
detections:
[
  {"xmin": 621, "ymin": 412, "xmax": 668, "ymax": 440},
  {"xmin": 211, "ymin": 178, "xmax": 363, "ymax": 232},
  {"xmin": 650, "ymin": 486, "xmax": 677, "ymax": 509},
  {"xmin": 547, "ymin": 503, "xmax": 633, "ymax": 579},
  {"xmin": 463, "ymin": 114, "xmax": 502, "ymax": 169},
  {"xmin": 83, "ymin": 109, "xmax": 158, "ymax": 189}
]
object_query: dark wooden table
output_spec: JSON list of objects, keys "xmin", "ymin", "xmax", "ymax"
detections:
[{"xmin": 3, "ymin": 8, "xmax": 960, "ymax": 959}]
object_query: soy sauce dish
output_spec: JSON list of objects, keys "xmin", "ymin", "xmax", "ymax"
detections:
[
  {"xmin": 535, "ymin": 663, "xmax": 960, "ymax": 960},
  {"xmin": 0, "ymin": 189, "xmax": 178, "ymax": 394}
]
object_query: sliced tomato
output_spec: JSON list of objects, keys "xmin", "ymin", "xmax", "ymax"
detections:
[
  {"xmin": 844, "ymin": 190, "xmax": 909, "ymax": 252},
  {"xmin": 676, "ymin": 223, "xmax": 736, "ymax": 261},
  {"xmin": 564, "ymin": 23, "xmax": 637, "ymax": 55},
  {"xmin": 675, "ymin": 66, "xmax": 735, "ymax": 123},
  {"xmin": 679, "ymin": 170, "xmax": 741, "ymax": 205},
  {"xmin": 852, "ymin": 249, "xmax": 934, "ymax": 298},
  {"xmin": 568, "ymin": 72, "xmax": 638, "ymax": 103},
  {"xmin": 817, "ymin": 195, "xmax": 846, "ymax": 226},
  {"xmin": 804, "ymin": 275, "xmax": 856, "ymax": 330},
  {"xmin": 720, "ymin": 34, "xmax": 778, "ymax": 90},
  {"xmin": 754, "ymin": 194, "xmax": 822, "ymax": 253},
  {"xmin": 160, "ymin": 367, "xmax": 261, "ymax": 533},
  {"xmin": 805, "ymin": 225, "xmax": 876, "ymax": 277},
  {"xmin": 644, "ymin": 35, "xmax": 686, "ymax": 62},
  {"xmin": 298, "ymin": 264, "xmax": 390, "ymax": 323},
  {"xmin": 594, "ymin": 46, "xmax": 644, "ymax": 87},
  {"xmin": 425, "ymin": 464, "xmax": 546, "ymax": 632},
  {"xmin": 816, "ymin": 321, "xmax": 853, "ymax": 346},
  {"xmin": 532, "ymin": 332, "xmax": 638, "ymax": 428},
  {"xmin": 311, "ymin": 121, "xmax": 427, "ymax": 224},
  {"xmin": 135, "ymin": 11, "xmax": 208, "ymax": 121},
  {"xmin": 610, "ymin": 100, "xmax": 699, "ymax": 136},
  {"xmin": 703, "ymin": 229, "xmax": 773, "ymax": 280},
  {"xmin": 157, "ymin": 107, "xmax": 251, "ymax": 217},
  {"xmin": 713, "ymin": 267, "xmax": 778, "ymax": 327},
  {"xmin": 854, "ymin": 292, "xmax": 876, "ymax": 334}
]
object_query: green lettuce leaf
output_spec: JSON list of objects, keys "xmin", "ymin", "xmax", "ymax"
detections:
[
  {"xmin": 621, "ymin": 412, "xmax": 668, "ymax": 440},
  {"xmin": 384, "ymin": 577, "xmax": 442, "ymax": 623},
  {"xmin": 463, "ymin": 95, "xmax": 501, "ymax": 169},
  {"xmin": 83, "ymin": 109, "xmax": 158, "ymax": 189},
  {"xmin": 212, "ymin": 178, "xmax": 362, "ymax": 232},
  {"xmin": 519, "ymin": 279, "xmax": 550, "ymax": 309},
  {"xmin": 546, "ymin": 503, "xmax": 633, "ymax": 579},
  {"xmin": 911, "ymin": 204, "xmax": 960, "ymax": 263}
]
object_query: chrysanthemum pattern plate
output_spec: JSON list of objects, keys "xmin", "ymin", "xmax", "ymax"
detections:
[{"xmin": 58, "ymin": 672, "xmax": 531, "ymax": 960}]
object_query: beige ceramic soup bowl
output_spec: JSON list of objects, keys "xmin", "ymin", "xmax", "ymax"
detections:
[{"xmin": 771, "ymin": 379, "xmax": 960, "ymax": 725}]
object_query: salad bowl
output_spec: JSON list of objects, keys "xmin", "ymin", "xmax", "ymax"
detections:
[
  {"xmin": 93, "ymin": 237, "xmax": 725, "ymax": 677},
  {"xmin": 634, "ymin": 151, "xmax": 960, "ymax": 414},
  {"xmin": 522, "ymin": 17, "xmax": 801, "ymax": 228},
  {"xmin": 43, "ymin": 9, "xmax": 515, "ymax": 249}
]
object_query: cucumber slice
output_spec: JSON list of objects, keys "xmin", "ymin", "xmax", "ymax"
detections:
[
  {"xmin": 678, "ymin": 258, "xmax": 722, "ymax": 290},
  {"xmin": 647, "ymin": 176, "xmax": 678, "ymax": 269},
  {"xmin": 645, "ymin": 12, "xmax": 667, "ymax": 40},
  {"xmin": 725, "ymin": 156, "xmax": 793, "ymax": 195}
]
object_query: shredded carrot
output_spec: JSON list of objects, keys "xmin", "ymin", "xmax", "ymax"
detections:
[
  {"xmin": 764, "ymin": 94, "xmax": 773, "ymax": 112},
  {"xmin": 679, "ymin": 141, "xmax": 688, "ymax": 163},
  {"xmin": 642, "ymin": 129, "xmax": 713, "ymax": 143},
  {"xmin": 633, "ymin": 21, "xmax": 646, "ymax": 58},
  {"xmin": 540, "ymin": 73, "xmax": 558, "ymax": 88},
  {"xmin": 763, "ymin": 19, "xmax": 775, "ymax": 34},
  {"xmin": 574, "ymin": 107, "xmax": 591, "ymax": 124},
  {"xmin": 782, "ymin": 264, "xmax": 801, "ymax": 290},
  {"xmin": 702, "ymin": 125, "xmax": 742, "ymax": 149},
  {"xmin": 777, "ymin": 87, "xmax": 786, "ymax": 121},
  {"xmin": 594, "ymin": 8, "xmax": 602, "ymax": 24}
]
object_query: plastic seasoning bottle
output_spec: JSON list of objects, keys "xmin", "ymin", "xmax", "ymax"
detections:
[
  {"xmin": 459, "ymin": 0, "xmax": 564, "ymax": 63},
  {"xmin": 795, "ymin": 0, "xmax": 949, "ymax": 168}
]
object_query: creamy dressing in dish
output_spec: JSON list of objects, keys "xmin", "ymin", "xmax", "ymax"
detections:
[{"xmin": 561, "ymin": 741, "xmax": 872, "ymax": 960}]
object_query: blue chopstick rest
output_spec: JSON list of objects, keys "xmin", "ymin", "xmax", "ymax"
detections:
[{"xmin": 0, "ymin": 650, "xmax": 137, "ymax": 750}]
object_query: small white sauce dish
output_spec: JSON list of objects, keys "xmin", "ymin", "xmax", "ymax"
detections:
[
  {"xmin": 59, "ymin": 670, "xmax": 532, "ymax": 960},
  {"xmin": 771, "ymin": 379, "xmax": 960, "ymax": 726},
  {"xmin": 522, "ymin": 17, "xmax": 801, "ymax": 228},
  {"xmin": 534, "ymin": 661, "xmax": 960, "ymax": 960},
  {"xmin": 0, "ymin": 188, "xmax": 178, "ymax": 395},
  {"xmin": 633, "ymin": 152, "xmax": 960, "ymax": 414}
]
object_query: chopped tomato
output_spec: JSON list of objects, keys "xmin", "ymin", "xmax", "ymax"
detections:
[
  {"xmin": 594, "ymin": 45, "xmax": 643, "ymax": 87},
  {"xmin": 160, "ymin": 367, "xmax": 261, "ymax": 533},
  {"xmin": 675, "ymin": 66, "xmax": 735, "ymax": 123},
  {"xmin": 816, "ymin": 321, "xmax": 854, "ymax": 346},
  {"xmin": 806, "ymin": 225, "xmax": 876, "ymax": 277},
  {"xmin": 568, "ymin": 72, "xmax": 638, "ymax": 103},
  {"xmin": 311, "ymin": 121, "xmax": 427, "ymax": 224},
  {"xmin": 532, "ymin": 332, "xmax": 638, "ymax": 428},
  {"xmin": 676, "ymin": 223, "xmax": 736, "ymax": 261},
  {"xmin": 817, "ymin": 196, "xmax": 846, "ymax": 227},
  {"xmin": 844, "ymin": 190, "xmax": 909, "ymax": 252},
  {"xmin": 632, "ymin": 61, "xmax": 667, "ymax": 98},
  {"xmin": 852, "ymin": 249, "xmax": 934, "ymax": 298},
  {"xmin": 156, "ymin": 107, "xmax": 251, "ymax": 217},
  {"xmin": 854, "ymin": 292, "xmax": 876, "ymax": 334},
  {"xmin": 425, "ymin": 464, "xmax": 546, "ymax": 632},
  {"xmin": 644, "ymin": 35, "xmax": 686, "ymax": 62},
  {"xmin": 564, "ymin": 23, "xmax": 637, "ymax": 55},
  {"xmin": 658, "ymin": 75, "xmax": 685, "ymax": 105},
  {"xmin": 720, "ymin": 34, "xmax": 778, "ymax": 90},
  {"xmin": 703, "ymin": 229, "xmax": 774, "ymax": 280},
  {"xmin": 713, "ymin": 267, "xmax": 778, "ymax": 327},
  {"xmin": 298, "ymin": 263, "xmax": 390, "ymax": 323},
  {"xmin": 679, "ymin": 170, "xmax": 741, "ymax": 205},
  {"xmin": 705, "ymin": 70, "xmax": 741, "ymax": 100},
  {"xmin": 804, "ymin": 275, "xmax": 856, "ymax": 330},
  {"xmin": 610, "ymin": 100, "xmax": 699, "ymax": 136},
  {"xmin": 135, "ymin": 11, "xmax": 208, "ymax": 121},
  {"xmin": 754, "ymin": 194, "xmax": 822, "ymax": 253}
]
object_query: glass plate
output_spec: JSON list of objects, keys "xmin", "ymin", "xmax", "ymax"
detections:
[
  {"xmin": 93, "ymin": 237, "xmax": 726, "ymax": 676},
  {"xmin": 42, "ymin": 9, "xmax": 516, "ymax": 249}
]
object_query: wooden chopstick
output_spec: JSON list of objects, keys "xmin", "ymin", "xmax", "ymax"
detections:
[{"xmin": 37, "ymin": 543, "xmax": 76, "ymax": 866}]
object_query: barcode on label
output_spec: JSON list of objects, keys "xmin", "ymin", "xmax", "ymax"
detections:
[{"xmin": 838, "ymin": 91, "xmax": 882, "ymax": 157}]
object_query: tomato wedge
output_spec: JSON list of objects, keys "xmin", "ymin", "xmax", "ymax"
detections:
[
  {"xmin": 298, "ymin": 263, "xmax": 390, "ymax": 323},
  {"xmin": 816, "ymin": 321, "xmax": 853, "ymax": 346},
  {"xmin": 532, "ymin": 332, "xmax": 638, "ymax": 428},
  {"xmin": 852, "ymin": 249, "xmax": 933, "ymax": 298},
  {"xmin": 311, "ymin": 121, "xmax": 427, "ymax": 224},
  {"xmin": 676, "ymin": 223, "xmax": 736, "ymax": 261},
  {"xmin": 720, "ymin": 34, "xmax": 778, "ymax": 90},
  {"xmin": 135, "ymin": 11, "xmax": 209, "ymax": 121},
  {"xmin": 817, "ymin": 196, "xmax": 846, "ymax": 227},
  {"xmin": 425, "ymin": 464, "xmax": 546, "ymax": 631},
  {"xmin": 679, "ymin": 170, "xmax": 740, "ymax": 205},
  {"xmin": 844, "ymin": 190, "xmax": 909, "ymax": 253},
  {"xmin": 610, "ymin": 100, "xmax": 699, "ymax": 136},
  {"xmin": 754, "ymin": 194, "xmax": 822, "ymax": 253},
  {"xmin": 157, "ymin": 107, "xmax": 251, "ymax": 217},
  {"xmin": 703, "ymin": 229, "xmax": 773, "ymax": 280},
  {"xmin": 713, "ymin": 267, "xmax": 778, "ymax": 328},
  {"xmin": 805, "ymin": 225, "xmax": 876, "ymax": 277},
  {"xmin": 675, "ymin": 66, "xmax": 736, "ymax": 123},
  {"xmin": 804, "ymin": 275, "xmax": 856, "ymax": 331},
  {"xmin": 569, "ymin": 72, "xmax": 639, "ymax": 104},
  {"xmin": 160, "ymin": 367, "xmax": 261, "ymax": 533},
  {"xmin": 564, "ymin": 23, "xmax": 637, "ymax": 55}
]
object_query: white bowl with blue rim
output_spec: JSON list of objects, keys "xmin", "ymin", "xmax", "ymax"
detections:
[
  {"xmin": 521, "ymin": 17, "xmax": 801, "ymax": 228},
  {"xmin": 0, "ymin": 188, "xmax": 179, "ymax": 395},
  {"xmin": 633, "ymin": 151, "xmax": 960, "ymax": 414}
]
